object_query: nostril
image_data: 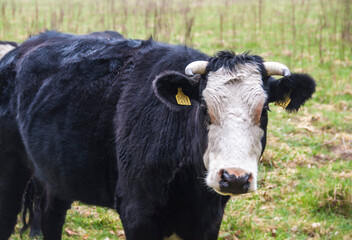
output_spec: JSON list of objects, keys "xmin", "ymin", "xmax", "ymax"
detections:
[
  {"xmin": 220, "ymin": 169, "xmax": 231, "ymax": 181},
  {"xmin": 241, "ymin": 172, "xmax": 252, "ymax": 183},
  {"xmin": 219, "ymin": 169, "xmax": 229, "ymax": 188},
  {"xmin": 218, "ymin": 168, "xmax": 252, "ymax": 194},
  {"xmin": 247, "ymin": 173, "xmax": 253, "ymax": 183}
]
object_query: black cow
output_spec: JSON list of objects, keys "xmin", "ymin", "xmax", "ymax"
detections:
[
  {"xmin": 0, "ymin": 31, "xmax": 124, "ymax": 239},
  {"xmin": 0, "ymin": 31, "xmax": 315, "ymax": 240}
]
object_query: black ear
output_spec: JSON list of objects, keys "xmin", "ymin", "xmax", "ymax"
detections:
[
  {"xmin": 268, "ymin": 73, "xmax": 316, "ymax": 111},
  {"xmin": 153, "ymin": 71, "xmax": 201, "ymax": 111}
]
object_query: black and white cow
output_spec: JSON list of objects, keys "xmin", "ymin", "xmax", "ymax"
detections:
[{"xmin": 0, "ymin": 31, "xmax": 315, "ymax": 240}]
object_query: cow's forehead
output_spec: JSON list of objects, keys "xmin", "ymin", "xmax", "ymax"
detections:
[
  {"xmin": 203, "ymin": 62, "xmax": 267, "ymax": 120},
  {"xmin": 206, "ymin": 63, "xmax": 262, "ymax": 85}
]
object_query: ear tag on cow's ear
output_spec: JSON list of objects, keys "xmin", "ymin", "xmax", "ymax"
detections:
[
  {"xmin": 274, "ymin": 93, "xmax": 291, "ymax": 109},
  {"xmin": 176, "ymin": 88, "xmax": 191, "ymax": 106}
]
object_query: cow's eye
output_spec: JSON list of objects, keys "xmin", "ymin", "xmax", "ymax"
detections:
[
  {"xmin": 205, "ymin": 114, "xmax": 212, "ymax": 125},
  {"xmin": 200, "ymin": 103, "xmax": 212, "ymax": 124}
]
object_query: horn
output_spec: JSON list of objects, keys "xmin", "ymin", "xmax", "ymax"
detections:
[
  {"xmin": 185, "ymin": 61, "xmax": 208, "ymax": 76},
  {"xmin": 263, "ymin": 62, "xmax": 291, "ymax": 77}
]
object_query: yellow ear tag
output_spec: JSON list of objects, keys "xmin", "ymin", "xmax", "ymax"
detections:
[
  {"xmin": 274, "ymin": 93, "xmax": 291, "ymax": 109},
  {"xmin": 175, "ymin": 88, "xmax": 191, "ymax": 106}
]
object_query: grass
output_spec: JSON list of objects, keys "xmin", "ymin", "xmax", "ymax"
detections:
[{"xmin": 1, "ymin": 0, "xmax": 351, "ymax": 239}]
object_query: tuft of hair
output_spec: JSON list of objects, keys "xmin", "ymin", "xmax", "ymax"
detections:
[
  {"xmin": 207, "ymin": 51, "xmax": 264, "ymax": 73},
  {"xmin": 284, "ymin": 73, "xmax": 316, "ymax": 111},
  {"xmin": 0, "ymin": 41, "xmax": 17, "ymax": 60}
]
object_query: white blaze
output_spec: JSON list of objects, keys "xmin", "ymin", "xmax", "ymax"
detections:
[{"xmin": 203, "ymin": 64, "xmax": 266, "ymax": 195}]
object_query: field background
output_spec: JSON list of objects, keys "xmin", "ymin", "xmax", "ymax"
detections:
[{"xmin": 1, "ymin": 0, "xmax": 351, "ymax": 239}]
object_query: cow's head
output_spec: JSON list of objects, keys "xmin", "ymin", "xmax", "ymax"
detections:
[{"xmin": 153, "ymin": 52, "xmax": 315, "ymax": 196}]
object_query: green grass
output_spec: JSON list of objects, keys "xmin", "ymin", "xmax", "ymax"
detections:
[{"xmin": 2, "ymin": 0, "xmax": 351, "ymax": 239}]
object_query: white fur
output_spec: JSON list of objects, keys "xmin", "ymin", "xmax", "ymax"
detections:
[
  {"xmin": 0, "ymin": 44, "xmax": 15, "ymax": 60},
  {"xmin": 203, "ymin": 64, "xmax": 267, "ymax": 195},
  {"xmin": 163, "ymin": 233, "xmax": 183, "ymax": 240}
]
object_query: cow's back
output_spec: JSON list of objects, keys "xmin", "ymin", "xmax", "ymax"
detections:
[{"xmin": 12, "ymin": 32, "xmax": 140, "ymax": 206}]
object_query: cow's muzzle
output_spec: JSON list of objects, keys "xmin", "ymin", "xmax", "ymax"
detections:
[{"xmin": 218, "ymin": 168, "xmax": 253, "ymax": 195}]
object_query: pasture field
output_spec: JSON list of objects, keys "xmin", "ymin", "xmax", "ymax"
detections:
[{"xmin": 1, "ymin": 0, "xmax": 351, "ymax": 239}]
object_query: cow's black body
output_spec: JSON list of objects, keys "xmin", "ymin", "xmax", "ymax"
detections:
[{"xmin": 0, "ymin": 32, "xmax": 229, "ymax": 240}]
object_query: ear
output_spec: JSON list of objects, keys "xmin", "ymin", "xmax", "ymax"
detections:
[
  {"xmin": 153, "ymin": 71, "xmax": 201, "ymax": 111},
  {"xmin": 268, "ymin": 73, "xmax": 316, "ymax": 111}
]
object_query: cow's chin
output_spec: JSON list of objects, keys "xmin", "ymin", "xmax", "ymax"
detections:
[
  {"xmin": 210, "ymin": 184, "xmax": 257, "ymax": 196},
  {"xmin": 208, "ymin": 183, "xmax": 258, "ymax": 196},
  {"xmin": 213, "ymin": 188, "xmax": 240, "ymax": 197},
  {"xmin": 212, "ymin": 184, "xmax": 257, "ymax": 196}
]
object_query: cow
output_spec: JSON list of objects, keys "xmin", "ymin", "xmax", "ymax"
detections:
[
  {"xmin": 0, "ymin": 31, "xmax": 315, "ymax": 240},
  {"xmin": 0, "ymin": 31, "xmax": 124, "ymax": 239}
]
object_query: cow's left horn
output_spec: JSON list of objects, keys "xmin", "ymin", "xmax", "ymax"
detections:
[
  {"xmin": 185, "ymin": 61, "xmax": 208, "ymax": 76},
  {"xmin": 263, "ymin": 62, "xmax": 291, "ymax": 77}
]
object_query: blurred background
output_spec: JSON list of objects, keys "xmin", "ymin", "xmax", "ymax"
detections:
[{"xmin": 1, "ymin": 0, "xmax": 351, "ymax": 239}]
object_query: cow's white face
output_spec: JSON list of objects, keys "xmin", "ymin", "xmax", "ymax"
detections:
[
  {"xmin": 202, "ymin": 64, "xmax": 267, "ymax": 195},
  {"xmin": 153, "ymin": 52, "xmax": 315, "ymax": 196}
]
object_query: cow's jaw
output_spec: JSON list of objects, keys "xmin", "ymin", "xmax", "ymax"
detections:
[{"xmin": 202, "ymin": 65, "xmax": 266, "ymax": 196}]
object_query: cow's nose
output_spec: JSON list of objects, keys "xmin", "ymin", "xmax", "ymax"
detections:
[{"xmin": 219, "ymin": 168, "xmax": 252, "ymax": 194}]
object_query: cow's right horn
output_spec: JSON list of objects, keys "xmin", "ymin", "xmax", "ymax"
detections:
[
  {"xmin": 185, "ymin": 61, "xmax": 208, "ymax": 76},
  {"xmin": 263, "ymin": 62, "xmax": 291, "ymax": 77}
]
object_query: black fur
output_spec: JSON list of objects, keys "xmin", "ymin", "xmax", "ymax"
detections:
[
  {"xmin": 207, "ymin": 51, "xmax": 265, "ymax": 73},
  {"xmin": 0, "ymin": 31, "xmax": 315, "ymax": 240},
  {"xmin": 0, "ymin": 109, "xmax": 31, "ymax": 239},
  {"xmin": 0, "ymin": 40, "xmax": 34, "ymax": 239}
]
